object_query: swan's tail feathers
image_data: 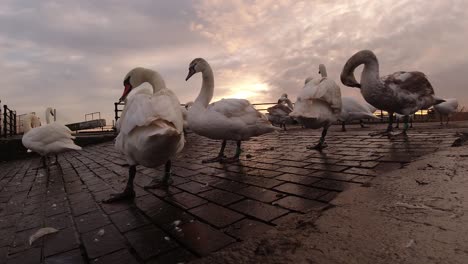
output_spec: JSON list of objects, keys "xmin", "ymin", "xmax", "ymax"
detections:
[
  {"xmin": 434, "ymin": 97, "xmax": 446, "ymax": 105},
  {"xmin": 68, "ymin": 144, "xmax": 82, "ymax": 151},
  {"xmin": 364, "ymin": 113, "xmax": 380, "ymax": 120}
]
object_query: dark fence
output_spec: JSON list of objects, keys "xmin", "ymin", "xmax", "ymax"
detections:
[{"xmin": 1, "ymin": 102, "xmax": 17, "ymax": 137}]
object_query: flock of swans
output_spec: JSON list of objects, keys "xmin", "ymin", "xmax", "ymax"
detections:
[{"xmin": 20, "ymin": 49, "xmax": 460, "ymax": 202}]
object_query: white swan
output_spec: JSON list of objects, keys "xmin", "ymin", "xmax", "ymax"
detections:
[
  {"xmin": 290, "ymin": 64, "xmax": 342, "ymax": 150},
  {"xmin": 340, "ymin": 50, "xmax": 444, "ymax": 136},
  {"xmin": 104, "ymin": 67, "xmax": 185, "ymax": 203},
  {"xmin": 339, "ymin": 97, "xmax": 378, "ymax": 131},
  {"xmin": 185, "ymin": 58, "xmax": 276, "ymax": 163},
  {"xmin": 434, "ymin": 98, "xmax": 458, "ymax": 125},
  {"xmin": 267, "ymin": 94, "xmax": 294, "ymax": 130},
  {"xmin": 22, "ymin": 108, "xmax": 81, "ymax": 169},
  {"xmin": 181, "ymin": 101, "xmax": 194, "ymax": 133}
]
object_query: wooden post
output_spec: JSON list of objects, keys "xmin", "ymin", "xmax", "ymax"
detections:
[
  {"xmin": 3, "ymin": 105, "xmax": 7, "ymax": 137},
  {"xmin": 114, "ymin": 102, "xmax": 119, "ymax": 122},
  {"xmin": 13, "ymin": 111, "xmax": 17, "ymax": 135}
]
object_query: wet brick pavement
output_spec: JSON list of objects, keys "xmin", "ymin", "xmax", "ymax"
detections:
[{"xmin": 0, "ymin": 124, "xmax": 461, "ymax": 263}]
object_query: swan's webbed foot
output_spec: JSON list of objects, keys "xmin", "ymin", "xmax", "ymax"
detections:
[
  {"xmin": 306, "ymin": 142, "xmax": 328, "ymax": 151},
  {"xmin": 103, "ymin": 188, "xmax": 136, "ymax": 203},
  {"xmin": 202, "ymin": 155, "xmax": 226, "ymax": 163},
  {"xmin": 341, "ymin": 127, "xmax": 347, "ymax": 132},
  {"xmin": 144, "ymin": 176, "xmax": 174, "ymax": 190}
]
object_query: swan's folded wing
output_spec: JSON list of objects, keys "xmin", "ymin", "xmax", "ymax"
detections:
[
  {"xmin": 383, "ymin": 71, "xmax": 434, "ymax": 96},
  {"xmin": 207, "ymin": 98, "xmax": 271, "ymax": 126},
  {"xmin": 208, "ymin": 99, "xmax": 252, "ymax": 117},
  {"xmin": 22, "ymin": 124, "xmax": 77, "ymax": 151},
  {"xmin": 120, "ymin": 90, "xmax": 184, "ymax": 135},
  {"xmin": 267, "ymin": 104, "xmax": 292, "ymax": 115},
  {"xmin": 300, "ymin": 78, "xmax": 342, "ymax": 112}
]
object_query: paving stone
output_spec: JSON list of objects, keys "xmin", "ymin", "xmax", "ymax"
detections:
[
  {"xmin": 0, "ymin": 227, "xmax": 15, "ymax": 247},
  {"xmin": 276, "ymin": 166, "xmax": 316, "ymax": 176},
  {"xmin": 10, "ymin": 228, "xmax": 42, "ymax": 254},
  {"xmin": 110, "ymin": 208, "xmax": 150, "ymax": 233},
  {"xmin": 16, "ymin": 213, "xmax": 43, "ymax": 231},
  {"xmin": 165, "ymin": 192, "xmax": 207, "ymax": 209},
  {"xmin": 275, "ymin": 173, "xmax": 321, "ymax": 185},
  {"xmin": 0, "ymin": 213, "xmax": 21, "ymax": 229},
  {"xmin": 135, "ymin": 196, "xmax": 195, "ymax": 230},
  {"xmin": 125, "ymin": 225, "xmax": 177, "ymax": 260},
  {"xmin": 91, "ymin": 249, "xmax": 139, "ymax": 264},
  {"xmin": 247, "ymin": 169, "xmax": 283, "ymax": 178},
  {"xmin": 343, "ymin": 167, "xmax": 377, "ymax": 176},
  {"xmin": 312, "ymin": 179, "xmax": 359, "ymax": 192},
  {"xmin": 0, "ymin": 247, "xmax": 7, "ymax": 264},
  {"xmin": 198, "ymin": 189, "xmax": 243, "ymax": 205},
  {"xmin": 45, "ymin": 249, "xmax": 85, "ymax": 264},
  {"xmin": 190, "ymin": 203, "xmax": 244, "ymax": 228},
  {"xmin": 271, "ymin": 212, "xmax": 303, "ymax": 226},
  {"xmin": 146, "ymin": 247, "xmax": 196, "ymax": 264},
  {"xmin": 43, "ymin": 227, "xmax": 80, "ymax": 257},
  {"xmin": 274, "ymin": 183, "xmax": 329, "ymax": 200},
  {"xmin": 274, "ymin": 196, "xmax": 328, "ymax": 213},
  {"xmin": 82, "ymin": 225, "xmax": 126, "ymax": 259},
  {"xmin": 45, "ymin": 201, "xmax": 70, "ymax": 217},
  {"xmin": 236, "ymin": 185, "xmax": 285, "ymax": 203},
  {"xmin": 100, "ymin": 200, "xmax": 133, "ymax": 215},
  {"xmin": 224, "ymin": 219, "xmax": 273, "ymax": 240},
  {"xmin": 230, "ymin": 199, "xmax": 288, "ymax": 222},
  {"xmin": 75, "ymin": 210, "xmax": 111, "ymax": 233},
  {"xmin": 316, "ymin": 191, "xmax": 340, "ymax": 202},
  {"xmin": 177, "ymin": 181, "xmax": 212, "ymax": 194},
  {"xmin": 173, "ymin": 220, "xmax": 235, "ymax": 256},
  {"xmin": 71, "ymin": 200, "xmax": 98, "ymax": 216},
  {"xmin": 6, "ymin": 247, "xmax": 41, "ymax": 264},
  {"xmin": 212, "ymin": 180, "xmax": 249, "ymax": 192}
]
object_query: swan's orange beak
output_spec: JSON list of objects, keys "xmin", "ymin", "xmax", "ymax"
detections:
[{"xmin": 119, "ymin": 84, "xmax": 132, "ymax": 102}]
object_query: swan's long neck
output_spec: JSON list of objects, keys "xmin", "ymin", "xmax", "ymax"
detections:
[
  {"xmin": 23, "ymin": 115, "xmax": 33, "ymax": 133},
  {"xmin": 194, "ymin": 66, "xmax": 214, "ymax": 107},
  {"xmin": 284, "ymin": 99, "xmax": 293, "ymax": 109},
  {"xmin": 319, "ymin": 64, "xmax": 328, "ymax": 78},
  {"xmin": 146, "ymin": 70, "xmax": 167, "ymax": 93},
  {"xmin": 341, "ymin": 50, "xmax": 380, "ymax": 89},
  {"xmin": 45, "ymin": 108, "xmax": 52, "ymax": 124},
  {"xmin": 360, "ymin": 57, "xmax": 380, "ymax": 89}
]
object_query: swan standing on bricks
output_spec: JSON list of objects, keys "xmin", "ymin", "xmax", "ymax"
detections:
[
  {"xmin": 104, "ymin": 67, "xmax": 185, "ymax": 203},
  {"xmin": 434, "ymin": 98, "xmax": 458, "ymax": 125},
  {"xmin": 22, "ymin": 109, "xmax": 81, "ymax": 169},
  {"xmin": 339, "ymin": 97, "xmax": 378, "ymax": 132},
  {"xmin": 267, "ymin": 94, "xmax": 294, "ymax": 130},
  {"xmin": 340, "ymin": 50, "xmax": 444, "ymax": 136},
  {"xmin": 185, "ymin": 58, "xmax": 276, "ymax": 163},
  {"xmin": 290, "ymin": 64, "xmax": 342, "ymax": 150}
]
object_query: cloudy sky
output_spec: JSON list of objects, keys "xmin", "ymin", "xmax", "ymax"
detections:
[{"xmin": 1, "ymin": 0, "xmax": 467, "ymax": 124}]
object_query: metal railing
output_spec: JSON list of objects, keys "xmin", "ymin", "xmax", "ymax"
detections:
[
  {"xmin": 1, "ymin": 103, "xmax": 17, "ymax": 138},
  {"xmin": 114, "ymin": 102, "xmax": 125, "ymax": 122},
  {"xmin": 85, "ymin": 112, "xmax": 101, "ymax": 121},
  {"xmin": 113, "ymin": 100, "xmax": 462, "ymax": 127}
]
